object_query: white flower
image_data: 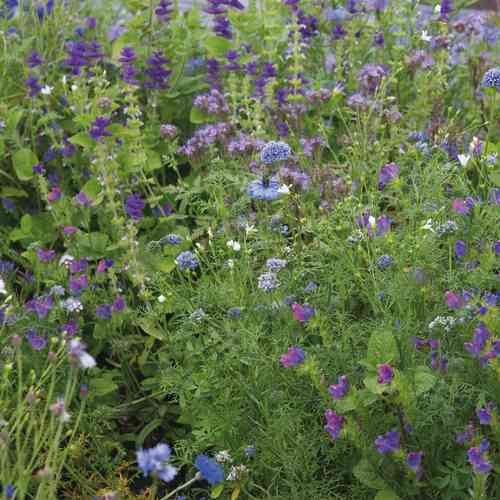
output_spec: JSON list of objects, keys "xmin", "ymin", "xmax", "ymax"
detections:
[
  {"xmin": 0, "ymin": 278, "xmax": 6, "ymax": 295},
  {"xmin": 458, "ymin": 154, "xmax": 471, "ymax": 167},
  {"xmin": 61, "ymin": 75, "xmax": 68, "ymax": 85},
  {"xmin": 226, "ymin": 259, "xmax": 235, "ymax": 269},
  {"xmin": 50, "ymin": 397, "xmax": 71, "ymax": 423},
  {"xmin": 59, "ymin": 254, "xmax": 74, "ymax": 267},
  {"xmin": 158, "ymin": 295, "xmax": 166, "ymax": 303},
  {"xmin": 71, "ymin": 84, "xmax": 78, "ymax": 92},
  {"xmin": 420, "ymin": 30, "xmax": 432, "ymax": 42},
  {"xmin": 434, "ymin": 4, "xmax": 441, "ymax": 14},
  {"xmin": 41, "ymin": 85, "xmax": 53, "ymax": 95},
  {"xmin": 278, "ymin": 184, "xmax": 291, "ymax": 195},
  {"xmin": 215, "ymin": 450, "xmax": 233, "ymax": 463},
  {"xmin": 61, "ymin": 298, "xmax": 83, "ymax": 313},
  {"xmin": 68, "ymin": 339, "xmax": 96, "ymax": 369},
  {"xmin": 245, "ymin": 224, "xmax": 257, "ymax": 236},
  {"xmin": 421, "ymin": 219, "xmax": 435, "ymax": 232},
  {"xmin": 226, "ymin": 240, "xmax": 241, "ymax": 252}
]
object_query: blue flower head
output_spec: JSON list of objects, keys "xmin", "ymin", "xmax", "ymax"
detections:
[
  {"xmin": 246, "ymin": 177, "xmax": 282, "ymax": 201},
  {"xmin": 176, "ymin": 251, "xmax": 199, "ymax": 272},
  {"xmin": 137, "ymin": 443, "xmax": 177, "ymax": 483},
  {"xmin": 482, "ymin": 68, "xmax": 500, "ymax": 90},
  {"xmin": 195, "ymin": 454, "xmax": 224, "ymax": 485},
  {"xmin": 260, "ymin": 141, "xmax": 291, "ymax": 164}
]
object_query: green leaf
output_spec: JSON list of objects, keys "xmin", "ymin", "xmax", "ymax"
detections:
[
  {"xmin": 366, "ymin": 330, "xmax": 399, "ymax": 367},
  {"xmin": 364, "ymin": 376, "xmax": 388, "ymax": 395},
  {"xmin": 75, "ymin": 232, "xmax": 109, "ymax": 257},
  {"xmin": 82, "ymin": 178, "xmax": 101, "ymax": 199},
  {"xmin": 413, "ymin": 366, "xmax": 437, "ymax": 396},
  {"xmin": 91, "ymin": 371, "xmax": 118, "ymax": 396},
  {"xmin": 211, "ymin": 484, "xmax": 224, "ymax": 498},
  {"xmin": 12, "ymin": 148, "xmax": 37, "ymax": 181},
  {"xmin": 135, "ymin": 419, "xmax": 162, "ymax": 447},
  {"xmin": 353, "ymin": 459, "xmax": 387, "ymax": 490},
  {"xmin": 375, "ymin": 490, "xmax": 401, "ymax": 500},
  {"xmin": 205, "ymin": 35, "xmax": 232, "ymax": 57},
  {"xmin": 144, "ymin": 149, "xmax": 162, "ymax": 172},
  {"xmin": 136, "ymin": 318, "xmax": 165, "ymax": 340},
  {"xmin": 68, "ymin": 132, "xmax": 94, "ymax": 149},
  {"xmin": 1, "ymin": 187, "xmax": 29, "ymax": 198},
  {"xmin": 190, "ymin": 106, "xmax": 212, "ymax": 124},
  {"xmin": 490, "ymin": 171, "xmax": 500, "ymax": 186}
]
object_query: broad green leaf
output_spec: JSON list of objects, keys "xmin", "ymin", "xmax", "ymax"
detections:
[
  {"xmin": 136, "ymin": 318, "xmax": 164, "ymax": 340},
  {"xmin": 190, "ymin": 106, "xmax": 212, "ymax": 124},
  {"xmin": 75, "ymin": 232, "xmax": 109, "ymax": 257},
  {"xmin": 210, "ymin": 483, "xmax": 224, "ymax": 498},
  {"xmin": 144, "ymin": 149, "xmax": 162, "ymax": 172},
  {"xmin": 353, "ymin": 459, "xmax": 387, "ymax": 490},
  {"xmin": 12, "ymin": 148, "xmax": 37, "ymax": 181},
  {"xmin": 68, "ymin": 132, "xmax": 94, "ymax": 149},
  {"xmin": 82, "ymin": 178, "xmax": 101, "ymax": 199},
  {"xmin": 367, "ymin": 330, "xmax": 399, "ymax": 366},
  {"xmin": 91, "ymin": 371, "xmax": 118, "ymax": 396},
  {"xmin": 205, "ymin": 35, "xmax": 232, "ymax": 57}
]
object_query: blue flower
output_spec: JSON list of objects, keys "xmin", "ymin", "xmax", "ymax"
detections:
[
  {"xmin": 137, "ymin": 443, "xmax": 177, "ymax": 483},
  {"xmin": 176, "ymin": 251, "xmax": 199, "ymax": 272},
  {"xmin": 377, "ymin": 255, "xmax": 394, "ymax": 270},
  {"xmin": 160, "ymin": 233, "xmax": 183, "ymax": 245},
  {"xmin": 246, "ymin": 178, "xmax": 282, "ymax": 201},
  {"xmin": 260, "ymin": 141, "xmax": 291, "ymax": 164},
  {"xmin": 482, "ymin": 68, "xmax": 500, "ymax": 90},
  {"xmin": 195, "ymin": 454, "xmax": 224, "ymax": 485}
]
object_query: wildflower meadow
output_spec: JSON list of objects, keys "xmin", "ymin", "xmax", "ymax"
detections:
[{"xmin": 0, "ymin": 0, "xmax": 499, "ymax": 498}]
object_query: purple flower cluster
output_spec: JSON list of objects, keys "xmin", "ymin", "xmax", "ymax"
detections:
[
  {"xmin": 89, "ymin": 116, "xmax": 112, "ymax": 142},
  {"xmin": 144, "ymin": 52, "xmax": 171, "ymax": 89},
  {"xmin": 329, "ymin": 375, "xmax": 349, "ymax": 400},
  {"xmin": 358, "ymin": 63, "xmax": 389, "ymax": 93},
  {"xmin": 324, "ymin": 409, "xmax": 344, "ymax": 440},
  {"xmin": 464, "ymin": 322, "xmax": 499, "ymax": 365},
  {"xmin": 467, "ymin": 440, "xmax": 492, "ymax": 474},
  {"xmin": 280, "ymin": 347, "xmax": 305, "ymax": 368},
  {"xmin": 178, "ymin": 122, "xmax": 232, "ymax": 158},
  {"xmin": 118, "ymin": 47, "xmax": 139, "ymax": 86},
  {"xmin": 64, "ymin": 39, "xmax": 104, "ymax": 75},
  {"xmin": 193, "ymin": 88, "xmax": 229, "ymax": 115},
  {"xmin": 374, "ymin": 430, "xmax": 400, "ymax": 454},
  {"xmin": 137, "ymin": 443, "xmax": 177, "ymax": 483},
  {"xmin": 227, "ymin": 134, "xmax": 265, "ymax": 156},
  {"xmin": 125, "ymin": 193, "xmax": 146, "ymax": 220},
  {"xmin": 378, "ymin": 162, "xmax": 399, "ymax": 190},
  {"xmin": 155, "ymin": 0, "xmax": 173, "ymax": 22}
]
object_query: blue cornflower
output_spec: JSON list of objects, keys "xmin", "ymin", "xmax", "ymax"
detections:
[
  {"xmin": 160, "ymin": 233, "xmax": 183, "ymax": 245},
  {"xmin": 257, "ymin": 272, "xmax": 280, "ymax": 292},
  {"xmin": 266, "ymin": 258, "xmax": 287, "ymax": 272},
  {"xmin": 246, "ymin": 177, "xmax": 282, "ymax": 201},
  {"xmin": 176, "ymin": 251, "xmax": 199, "ymax": 271},
  {"xmin": 482, "ymin": 68, "xmax": 500, "ymax": 90},
  {"xmin": 137, "ymin": 443, "xmax": 177, "ymax": 483},
  {"xmin": 260, "ymin": 141, "xmax": 291, "ymax": 164},
  {"xmin": 227, "ymin": 307, "xmax": 241, "ymax": 318},
  {"xmin": 195, "ymin": 454, "xmax": 224, "ymax": 485}
]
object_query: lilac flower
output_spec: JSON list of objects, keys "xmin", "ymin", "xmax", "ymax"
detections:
[
  {"xmin": 324, "ymin": 409, "xmax": 345, "ymax": 440},
  {"xmin": 76, "ymin": 191, "xmax": 91, "ymax": 206},
  {"xmin": 378, "ymin": 162, "xmax": 399, "ymax": 190},
  {"xmin": 377, "ymin": 255, "xmax": 394, "ymax": 270},
  {"xmin": 452, "ymin": 198, "xmax": 473, "ymax": 215},
  {"xmin": 377, "ymin": 363, "xmax": 394, "ymax": 385},
  {"xmin": 406, "ymin": 451, "xmax": 423, "ymax": 479},
  {"xmin": 37, "ymin": 248, "xmax": 56, "ymax": 262},
  {"xmin": 455, "ymin": 240, "xmax": 467, "ymax": 259},
  {"xmin": 89, "ymin": 116, "xmax": 112, "ymax": 141},
  {"xmin": 112, "ymin": 296, "xmax": 125, "ymax": 313},
  {"xmin": 26, "ymin": 296, "xmax": 54, "ymax": 319},
  {"xmin": 68, "ymin": 339, "xmax": 96, "ymax": 369},
  {"xmin": 476, "ymin": 404, "xmax": 493, "ymax": 425},
  {"xmin": 266, "ymin": 258, "xmax": 287, "ymax": 272},
  {"xmin": 260, "ymin": 141, "xmax": 291, "ymax": 164},
  {"xmin": 137, "ymin": 443, "xmax": 177, "ymax": 483},
  {"xmin": 96, "ymin": 304, "xmax": 112, "ymax": 320},
  {"xmin": 69, "ymin": 275, "xmax": 88, "ymax": 295},
  {"xmin": 291, "ymin": 303, "xmax": 315, "ymax": 322},
  {"xmin": 329, "ymin": 375, "xmax": 349, "ymax": 400},
  {"xmin": 358, "ymin": 64, "xmax": 388, "ymax": 93},
  {"xmin": 193, "ymin": 88, "xmax": 229, "ymax": 115},
  {"xmin": 27, "ymin": 329, "xmax": 47, "ymax": 351},
  {"xmin": 439, "ymin": 0, "xmax": 453, "ymax": 20},
  {"xmin": 464, "ymin": 322, "xmax": 491, "ymax": 358},
  {"xmin": 481, "ymin": 68, "xmax": 500, "ymax": 90},
  {"xmin": 47, "ymin": 186, "xmax": 61, "ymax": 203},
  {"xmin": 176, "ymin": 251, "xmax": 199, "ymax": 272},
  {"xmin": 125, "ymin": 193, "xmax": 145, "ymax": 220},
  {"xmin": 69, "ymin": 259, "xmax": 88, "ymax": 274},
  {"xmin": 195, "ymin": 454, "xmax": 224, "ymax": 485},
  {"xmin": 280, "ymin": 347, "xmax": 305, "ymax": 368},
  {"xmin": 144, "ymin": 52, "xmax": 171, "ymax": 89},
  {"xmin": 300, "ymin": 136, "xmax": 325, "ymax": 157},
  {"xmin": 456, "ymin": 423, "xmax": 475, "ymax": 444},
  {"xmin": 445, "ymin": 291, "xmax": 464, "ymax": 309},
  {"xmin": 374, "ymin": 431, "xmax": 400, "ymax": 454},
  {"xmin": 119, "ymin": 47, "xmax": 139, "ymax": 86},
  {"xmin": 467, "ymin": 445, "xmax": 492, "ymax": 474},
  {"xmin": 97, "ymin": 258, "xmax": 114, "ymax": 273},
  {"xmin": 50, "ymin": 397, "xmax": 71, "ymax": 422},
  {"xmin": 160, "ymin": 124, "xmax": 178, "ymax": 138}
]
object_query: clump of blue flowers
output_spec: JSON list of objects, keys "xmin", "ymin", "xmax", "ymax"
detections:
[
  {"xmin": 176, "ymin": 251, "xmax": 199, "ymax": 271},
  {"xmin": 482, "ymin": 68, "xmax": 500, "ymax": 90},
  {"xmin": 246, "ymin": 177, "xmax": 282, "ymax": 201},
  {"xmin": 136, "ymin": 443, "xmax": 177, "ymax": 482},
  {"xmin": 260, "ymin": 141, "xmax": 291, "ymax": 164}
]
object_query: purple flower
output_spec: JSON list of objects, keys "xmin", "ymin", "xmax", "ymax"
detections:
[
  {"xmin": 26, "ymin": 296, "xmax": 53, "ymax": 319},
  {"xmin": 467, "ymin": 446, "xmax": 492, "ymax": 474},
  {"xmin": 476, "ymin": 405, "xmax": 493, "ymax": 425},
  {"xmin": 144, "ymin": 52, "xmax": 171, "ymax": 89},
  {"xmin": 76, "ymin": 191, "xmax": 91, "ymax": 206},
  {"xmin": 324, "ymin": 409, "xmax": 345, "ymax": 440},
  {"xmin": 125, "ymin": 193, "xmax": 145, "ymax": 220},
  {"xmin": 481, "ymin": 67, "xmax": 500, "ymax": 90},
  {"xmin": 456, "ymin": 423, "xmax": 475, "ymax": 444},
  {"xmin": 119, "ymin": 47, "xmax": 139, "ymax": 86},
  {"xmin": 69, "ymin": 275, "xmax": 89, "ymax": 295},
  {"xmin": 378, "ymin": 162, "xmax": 399, "ymax": 190},
  {"xmin": 358, "ymin": 63, "xmax": 388, "ymax": 93},
  {"xmin": 64, "ymin": 39, "xmax": 103, "ymax": 75},
  {"xmin": 445, "ymin": 291, "xmax": 464, "ymax": 309},
  {"xmin": 195, "ymin": 454, "xmax": 224, "ymax": 485},
  {"xmin": 26, "ymin": 74, "xmax": 42, "ymax": 97},
  {"xmin": 260, "ymin": 141, "xmax": 291, "ymax": 164},
  {"xmin": 439, "ymin": 0, "xmax": 453, "ymax": 20},
  {"xmin": 37, "ymin": 248, "xmax": 56, "ymax": 262},
  {"xmin": 291, "ymin": 303, "xmax": 315, "ymax": 322},
  {"xmin": 374, "ymin": 431, "xmax": 400, "ymax": 454},
  {"xmin": 406, "ymin": 451, "xmax": 423, "ymax": 479},
  {"xmin": 377, "ymin": 363, "xmax": 394, "ymax": 385},
  {"xmin": 27, "ymin": 329, "xmax": 47, "ymax": 351},
  {"xmin": 160, "ymin": 124, "xmax": 178, "ymax": 138},
  {"xmin": 329, "ymin": 375, "xmax": 349, "ymax": 400},
  {"xmin": 97, "ymin": 258, "xmax": 113, "ymax": 273},
  {"xmin": 96, "ymin": 304, "xmax": 112, "ymax": 320},
  {"xmin": 26, "ymin": 51, "xmax": 43, "ymax": 68},
  {"xmin": 47, "ymin": 186, "xmax": 61, "ymax": 203},
  {"xmin": 280, "ymin": 346, "xmax": 305, "ymax": 368},
  {"xmin": 452, "ymin": 198, "xmax": 473, "ymax": 215},
  {"xmin": 464, "ymin": 322, "xmax": 491, "ymax": 358},
  {"xmin": 155, "ymin": 0, "xmax": 173, "ymax": 22},
  {"xmin": 377, "ymin": 254, "xmax": 394, "ymax": 270},
  {"xmin": 493, "ymin": 240, "xmax": 500, "ymax": 255},
  {"xmin": 455, "ymin": 240, "xmax": 467, "ymax": 259},
  {"xmin": 89, "ymin": 116, "xmax": 112, "ymax": 141},
  {"xmin": 112, "ymin": 296, "xmax": 125, "ymax": 312}
]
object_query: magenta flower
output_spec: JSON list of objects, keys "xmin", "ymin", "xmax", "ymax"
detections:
[
  {"xmin": 452, "ymin": 198, "xmax": 474, "ymax": 215},
  {"xmin": 328, "ymin": 375, "xmax": 349, "ymax": 400},
  {"xmin": 377, "ymin": 363, "xmax": 394, "ymax": 385},
  {"xmin": 280, "ymin": 346, "xmax": 305, "ymax": 368},
  {"xmin": 63, "ymin": 226, "xmax": 78, "ymax": 234},
  {"xmin": 291, "ymin": 303, "xmax": 315, "ymax": 323},
  {"xmin": 47, "ymin": 186, "xmax": 62, "ymax": 203},
  {"xmin": 324, "ymin": 409, "xmax": 345, "ymax": 440},
  {"xmin": 378, "ymin": 162, "xmax": 399, "ymax": 190},
  {"xmin": 444, "ymin": 290, "xmax": 464, "ymax": 309}
]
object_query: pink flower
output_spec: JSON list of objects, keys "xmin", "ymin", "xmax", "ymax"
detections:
[{"xmin": 291, "ymin": 303, "xmax": 315, "ymax": 322}]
